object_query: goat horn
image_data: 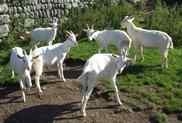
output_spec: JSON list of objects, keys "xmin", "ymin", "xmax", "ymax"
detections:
[
  {"xmin": 91, "ymin": 24, "xmax": 94, "ymax": 29},
  {"xmin": 29, "ymin": 48, "xmax": 32, "ymax": 55},
  {"xmin": 23, "ymin": 50, "xmax": 27, "ymax": 55},
  {"xmin": 86, "ymin": 24, "xmax": 90, "ymax": 29},
  {"xmin": 66, "ymin": 31, "xmax": 71, "ymax": 35},
  {"xmin": 70, "ymin": 31, "xmax": 74, "ymax": 34}
]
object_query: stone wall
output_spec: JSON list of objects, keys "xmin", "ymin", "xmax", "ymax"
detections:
[
  {"xmin": 0, "ymin": 0, "xmax": 121, "ymax": 40},
  {"xmin": 6, "ymin": 0, "xmax": 93, "ymax": 19},
  {"xmin": 0, "ymin": 0, "xmax": 92, "ymax": 41},
  {"xmin": 0, "ymin": 3, "xmax": 10, "ymax": 40}
]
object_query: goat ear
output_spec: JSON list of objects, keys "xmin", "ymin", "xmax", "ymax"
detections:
[
  {"xmin": 112, "ymin": 54, "xmax": 119, "ymax": 58},
  {"xmin": 123, "ymin": 16, "xmax": 129, "ymax": 20},
  {"xmin": 66, "ymin": 31, "xmax": 71, "ymax": 35}
]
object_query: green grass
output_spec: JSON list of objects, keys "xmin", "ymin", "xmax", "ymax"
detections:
[
  {"xmin": 1, "ymin": 39, "xmax": 182, "ymax": 114},
  {"xmin": 69, "ymin": 40, "xmax": 182, "ymax": 113}
]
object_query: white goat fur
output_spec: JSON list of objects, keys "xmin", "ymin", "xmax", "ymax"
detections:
[
  {"xmin": 78, "ymin": 53, "xmax": 131, "ymax": 117},
  {"xmin": 84, "ymin": 26, "xmax": 132, "ymax": 55},
  {"xmin": 121, "ymin": 16, "xmax": 173, "ymax": 68},
  {"xmin": 10, "ymin": 47, "xmax": 32, "ymax": 102},
  {"xmin": 32, "ymin": 32, "xmax": 77, "ymax": 94},
  {"xmin": 31, "ymin": 21, "xmax": 58, "ymax": 46}
]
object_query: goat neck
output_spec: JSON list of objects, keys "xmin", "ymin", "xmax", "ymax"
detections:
[
  {"xmin": 126, "ymin": 21, "xmax": 137, "ymax": 35},
  {"xmin": 90, "ymin": 31, "xmax": 100, "ymax": 40},
  {"xmin": 63, "ymin": 39, "xmax": 75, "ymax": 50}
]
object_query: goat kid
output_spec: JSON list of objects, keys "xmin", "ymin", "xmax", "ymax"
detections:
[
  {"xmin": 78, "ymin": 53, "xmax": 132, "ymax": 117},
  {"xmin": 31, "ymin": 19, "xmax": 58, "ymax": 46},
  {"xmin": 84, "ymin": 25, "xmax": 132, "ymax": 55},
  {"xmin": 10, "ymin": 47, "xmax": 32, "ymax": 102},
  {"xmin": 32, "ymin": 31, "xmax": 78, "ymax": 94}
]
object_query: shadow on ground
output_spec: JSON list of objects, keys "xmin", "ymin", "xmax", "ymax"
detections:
[
  {"xmin": 4, "ymin": 101, "xmax": 122, "ymax": 123},
  {"xmin": 4, "ymin": 102, "xmax": 81, "ymax": 123},
  {"xmin": 0, "ymin": 86, "xmax": 21, "ymax": 105}
]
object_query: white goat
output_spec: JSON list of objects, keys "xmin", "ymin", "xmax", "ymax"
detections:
[
  {"xmin": 78, "ymin": 53, "xmax": 132, "ymax": 117},
  {"xmin": 31, "ymin": 31, "xmax": 78, "ymax": 94},
  {"xmin": 121, "ymin": 16, "xmax": 173, "ymax": 68},
  {"xmin": 84, "ymin": 25, "xmax": 132, "ymax": 55},
  {"xmin": 10, "ymin": 47, "xmax": 32, "ymax": 102},
  {"xmin": 31, "ymin": 19, "xmax": 58, "ymax": 46}
]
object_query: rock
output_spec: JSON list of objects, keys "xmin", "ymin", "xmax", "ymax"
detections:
[
  {"xmin": 0, "ymin": 4, "xmax": 8, "ymax": 14},
  {"xmin": 0, "ymin": 24, "xmax": 9, "ymax": 36},
  {"xmin": 0, "ymin": 15, "xmax": 10, "ymax": 24}
]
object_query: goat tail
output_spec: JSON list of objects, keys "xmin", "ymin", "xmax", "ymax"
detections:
[
  {"xmin": 11, "ymin": 70, "xmax": 15, "ymax": 78},
  {"xmin": 77, "ymin": 72, "xmax": 88, "ymax": 82},
  {"xmin": 77, "ymin": 72, "xmax": 89, "ymax": 95},
  {"xmin": 167, "ymin": 35, "xmax": 173, "ymax": 49},
  {"xmin": 169, "ymin": 39, "xmax": 174, "ymax": 49}
]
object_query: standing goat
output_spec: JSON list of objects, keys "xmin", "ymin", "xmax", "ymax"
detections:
[
  {"xmin": 78, "ymin": 53, "xmax": 132, "ymax": 117},
  {"xmin": 121, "ymin": 16, "xmax": 173, "ymax": 68},
  {"xmin": 10, "ymin": 47, "xmax": 32, "ymax": 102},
  {"xmin": 84, "ymin": 25, "xmax": 132, "ymax": 55},
  {"xmin": 31, "ymin": 31, "xmax": 78, "ymax": 94},
  {"xmin": 31, "ymin": 19, "xmax": 58, "ymax": 46}
]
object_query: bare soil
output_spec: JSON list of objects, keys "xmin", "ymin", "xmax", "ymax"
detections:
[{"xmin": 0, "ymin": 59, "xmax": 180, "ymax": 123}]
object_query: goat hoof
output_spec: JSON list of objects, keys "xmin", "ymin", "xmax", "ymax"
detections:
[
  {"xmin": 83, "ymin": 112, "xmax": 87, "ymax": 117},
  {"xmin": 42, "ymin": 86, "xmax": 47, "ymax": 90},
  {"xmin": 23, "ymin": 99, "xmax": 26, "ymax": 103},
  {"xmin": 81, "ymin": 109, "xmax": 86, "ymax": 117},
  {"xmin": 61, "ymin": 79, "xmax": 66, "ymax": 82},
  {"xmin": 118, "ymin": 102, "xmax": 123, "ymax": 106}
]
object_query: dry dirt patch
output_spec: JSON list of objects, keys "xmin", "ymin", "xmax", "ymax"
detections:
[{"xmin": 0, "ymin": 58, "xmax": 180, "ymax": 123}]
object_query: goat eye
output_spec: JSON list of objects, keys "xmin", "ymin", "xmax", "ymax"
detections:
[{"xmin": 26, "ymin": 67, "xmax": 29, "ymax": 70}]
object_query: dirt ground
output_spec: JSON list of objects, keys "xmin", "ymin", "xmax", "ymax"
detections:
[{"xmin": 0, "ymin": 59, "xmax": 180, "ymax": 123}]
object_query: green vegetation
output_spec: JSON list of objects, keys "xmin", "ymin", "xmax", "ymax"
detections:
[
  {"xmin": 0, "ymin": 0, "xmax": 182, "ymax": 116},
  {"xmin": 150, "ymin": 112, "xmax": 168, "ymax": 123}
]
